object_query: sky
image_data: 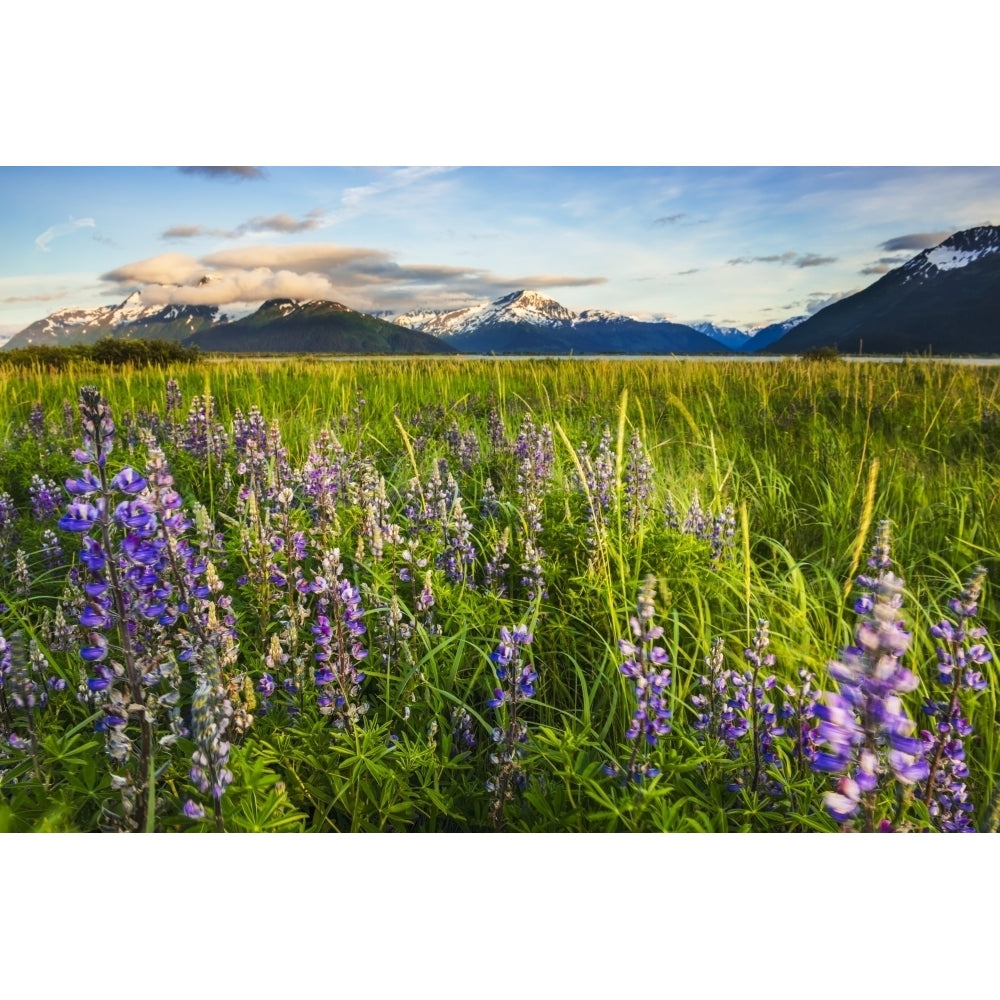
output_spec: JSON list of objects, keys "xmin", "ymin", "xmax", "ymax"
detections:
[{"xmin": 2, "ymin": 165, "xmax": 998, "ymax": 337}]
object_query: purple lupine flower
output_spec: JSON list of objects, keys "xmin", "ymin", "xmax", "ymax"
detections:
[
  {"xmin": 812, "ymin": 521, "xmax": 929, "ymax": 831},
  {"xmin": 922, "ymin": 567, "xmax": 991, "ymax": 832},
  {"xmin": 0, "ymin": 631, "xmax": 46, "ymax": 713},
  {"xmin": 576, "ymin": 426, "xmax": 616, "ymax": 558},
  {"xmin": 445, "ymin": 419, "xmax": 481, "ymax": 470},
  {"xmin": 709, "ymin": 504, "xmax": 736, "ymax": 568},
  {"xmin": 487, "ymin": 405, "xmax": 507, "ymax": 453},
  {"xmin": 28, "ymin": 475, "xmax": 61, "ymax": 520},
  {"xmin": 59, "ymin": 501, "xmax": 101, "ymax": 532},
  {"xmin": 519, "ymin": 537, "xmax": 546, "ymax": 602},
  {"xmin": 181, "ymin": 394, "xmax": 228, "ymax": 461},
  {"xmin": 486, "ymin": 623, "xmax": 536, "ymax": 828},
  {"xmin": 77, "ymin": 385, "xmax": 115, "ymax": 467},
  {"xmin": 296, "ymin": 429, "xmax": 349, "ymax": 529},
  {"xmin": 682, "ymin": 490, "xmax": 706, "ymax": 537},
  {"xmin": 691, "ymin": 636, "xmax": 726, "ymax": 734},
  {"xmin": 57, "ymin": 388, "xmax": 237, "ymax": 831},
  {"xmin": 511, "ymin": 414, "xmax": 553, "ymax": 603},
  {"xmin": 165, "ymin": 378, "xmax": 183, "ymax": 416},
  {"xmin": 27, "ymin": 400, "xmax": 45, "ymax": 440},
  {"xmin": 416, "ymin": 571, "xmax": 435, "ymax": 615},
  {"xmin": 449, "ymin": 707, "xmax": 477, "ymax": 756},
  {"xmin": 738, "ymin": 620, "xmax": 785, "ymax": 794},
  {"xmin": 623, "ymin": 429, "xmax": 654, "ymax": 534},
  {"xmin": 781, "ymin": 668, "xmax": 821, "ymax": 776},
  {"xmin": 0, "ymin": 491, "xmax": 17, "ymax": 563},
  {"xmin": 40, "ymin": 528, "xmax": 63, "ymax": 569},
  {"xmin": 480, "ymin": 477, "xmax": 501, "ymax": 519},
  {"xmin": 311, "ymin": 572, "xmax": 369, "ymax": 730},
  {"xmin": 353, "ymin": 459, "xmax": 399, "ymax": 563},
  {"xmin": 513, "ymin": 414, "xmax": 554, "ymax": 537},
  {"xmin": 186, "ymin": 649, "xmax": 233, "ymax": 832},
  {"xmin": 439, "ymin": 495, "xmax": 477, "ymax": 587},
  {"xmin": 482, "ymin": 526, "xmax": 511, "ymax": 595},
  {"xmin": 664, "ymin": 495, "xmax": 681, "ymax": 531},
  {"xmin": 613, "ymin": 577, "xmax": 672, "ymax": 783}
]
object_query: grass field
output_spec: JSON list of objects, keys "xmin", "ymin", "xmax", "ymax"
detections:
[{"xmin": 1, "ymin": 355, "xmax": 998, "ymax": 832}]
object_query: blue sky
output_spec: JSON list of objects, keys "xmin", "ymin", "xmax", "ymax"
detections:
[{"xmin": 2, "ymin": 165, "xmax": 998, "ymax": 336}]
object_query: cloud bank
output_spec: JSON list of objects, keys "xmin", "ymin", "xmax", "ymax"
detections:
[{"xmin": 100, "ymin": 242, "xmax": 605, "ymax": 314}]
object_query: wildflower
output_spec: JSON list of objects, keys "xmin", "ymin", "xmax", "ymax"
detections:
[
  {"xmin": 781, "ymin": 668, "xmax": 821, "ymax": 777},
  {"xmin": 449, "ymin": 707, "xmax": 477, "ymax": 756},
  {"xmin": 186, "ymin": 648, "xmax": 233, "ymax": 832},
  {"xmin": 28, "ymin": 476, "xmax": 61, "ymax": 520},
  {"xmin": 922, "ymin": 567, "xmax": 991, "ymax": 831},
  {"xmin": 486, "ymin": 624, "xmax": 535, "ymax": 828},
  {"xmin": 812, "ymin": 522, "xmax": 929, "ymax": 830},
  {"xmin": 312, "ymin": 573, "xmax": 369, "ymax": 730},
  {"xmin": 691, "ymin": 636, "xmax": 726, "ymax": 735},
  {"xmin": 623, "ymin": 429, "xmax": 654, "ymax": 533},
  {"xmin": 615, "ymin": 577, "xmax": 671, "ymax": 782}
]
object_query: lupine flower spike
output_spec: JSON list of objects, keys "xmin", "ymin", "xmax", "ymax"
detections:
[
  {"xmin": 611, "ymin": 576, "xmax": 672, "ymax": 783},
  {"xmin": 922, "ymin": 567, "xmax": 991, "ymax": 831},
  {"xmin": 486, "ymin": 624, "xmax": 535, "ymax": 829},
  {"xmin": 812, "ymin": 521, "xmax": 928, "ymax": 831}
]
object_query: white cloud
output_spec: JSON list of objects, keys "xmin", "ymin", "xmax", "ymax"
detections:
[
  {"xmin": 35, "ymin": 217, "xmax": 96, "ymax": 252},
  {"xmin": 138, "ymin": 270, "xmax": 339, "ymax": 306},
  {"xmin": 102, "ymin": 253, "xmax": 206, "ymax": 286}
]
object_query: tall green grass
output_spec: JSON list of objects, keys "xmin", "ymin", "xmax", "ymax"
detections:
[{"xmin": 1, "ymin": 356, "xmax": 998, "ymax": 831}]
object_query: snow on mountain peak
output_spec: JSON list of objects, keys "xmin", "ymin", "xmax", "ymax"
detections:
[
  {"xmin": 926, "ymin": 246, "xmax": 988, "ymax": 271},
  {"xmin": 114, "ymin": 290, "xmax": 155, "ymax": 324},
  {"xmin": 483, "ymin": 289, "xmax": 576, "ymax": 326},
  {"xmin": 395, "ymin": 290, "xmax": 629, "ymax": 336},
  {"xmin": 925, "ymin": 227, "xmax": 1000, "ymax": 271},
  {"xmin": 902, "ymin": 225, "xmax": 1000, "ymax": 281}
]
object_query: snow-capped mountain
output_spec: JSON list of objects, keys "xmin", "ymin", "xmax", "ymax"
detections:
[
  {"xmin": 397, "ymin": 289, "xmax": 729, "ymax": 355},
  {"xmin": 396, "ymin": 290, "xmax": 584, "ymax": 336},
  {"xmin": 899, "ymin": 226, "xmax": 1000, "ymax": 281},
  {"xmin": 691, "ymin": 322, "xmax": 753, "ymax": 350},
  {"xmin": 768, "ymin": 226, "xmax": 1000, "ymax": 355},
  {"xmin": 3, "ymin": 291, "xmax": 227, "ymax": 349},
  {"xmin": 396, "ymin": 290, "xmax": 659, "ymax": 335}
]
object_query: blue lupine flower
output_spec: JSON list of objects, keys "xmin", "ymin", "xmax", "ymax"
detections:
[
  {"xmin": 922, "ymin": 567, "xmax": 991, "ymax": 831},
  {"xmin": 486, "ymin": 623, "xmax": 536, "ymax": 827},
  {"xmin": 58, "ymin": 502, "xmax": 100, "ymax": 532},
  {"xmin": 812, "ymin": 522, "xmax": 929, "ymax": 830},
  {"xmin": 613, "ymin": 577, "xmax": 672, "ymax": 783}
]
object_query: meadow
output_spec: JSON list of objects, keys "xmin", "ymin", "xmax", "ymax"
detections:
[{"xmin": 0, "ymin": 353, "xmax": 997, "ymax": 832}]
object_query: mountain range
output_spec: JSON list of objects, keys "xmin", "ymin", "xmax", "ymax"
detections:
[
  {"xmin": 392, "ymin": 289, "xmax": 729, "ymax": 354},
  {"xmin": 4, "ymin": 226, "xmax": 999, "ymax": 356},
  {"xmin": 3, "ymin": 291, "xmax": 225, "ymax": 349}
]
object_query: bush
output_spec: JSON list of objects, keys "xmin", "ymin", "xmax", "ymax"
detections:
[
  {"xmin": 0, "ymin": 338, "xmax": 199, "ymax": 371},
  {"xmin": 800, "ymin": 345, "xmax": 841, "ymax": 362}
]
